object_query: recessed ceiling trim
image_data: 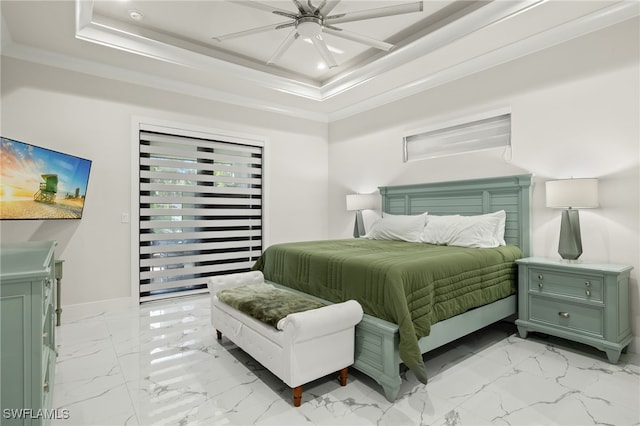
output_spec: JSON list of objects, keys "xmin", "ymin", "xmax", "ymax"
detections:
[
  {"xmin": 5, "ymin": 1, "xmax": 636, "ymax": 125},
  {"xmin": 320, "ymin": 0, "xmax": 546, "ymax": 100},
  {"xmin": 328, "ymin": 0, "xmax": 640, "ymax": 122},
  {"xmin": 1, "ymin": 40, "xmax": 329, "ymax": 123},
  {"xmin": 75, "ymin": 0, "xmax": 545, "ymax": 103},
  {"xmin": 76, "ymin": 0, "xmax": 324, "ymax": 101}
]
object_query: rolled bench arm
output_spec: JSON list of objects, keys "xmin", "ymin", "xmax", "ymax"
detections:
[
  {"xmin": 207, "ymin": 270, "xmax": 264, "ymax": 293},
  {"xmin": 279, "ymin": 300, "xmax": 363, "ymax": 343}
]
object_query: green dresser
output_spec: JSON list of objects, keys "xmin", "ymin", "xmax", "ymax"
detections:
[
  {"xmin": 515, "ymin": 257, "xmax": 633, "ymax": 363},
  {"xmin": 1, "ymin": 241, "xmax": 57, "ymax": 425}
]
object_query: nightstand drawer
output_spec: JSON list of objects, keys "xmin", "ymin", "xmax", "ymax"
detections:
[
  {"xmin": 529, "ymin": 295, "xmax": 604, "ymax": 337},
  {"xmin": 529, "ymin": 268, "xmax": 602, "ymax": 302}
]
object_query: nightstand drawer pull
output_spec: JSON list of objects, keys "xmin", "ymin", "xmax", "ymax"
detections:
[{"xmin": 558, "ymin": 312, "xmax": 570, "ymax": 318}]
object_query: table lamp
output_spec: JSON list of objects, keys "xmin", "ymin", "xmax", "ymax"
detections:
[
  {"xmin": 545, "ymin": 178, "xmax": 599, "ymax": 261},
  {"xmin": 346, "ymin": 193, "xmax": 376, "ymax": 238}
]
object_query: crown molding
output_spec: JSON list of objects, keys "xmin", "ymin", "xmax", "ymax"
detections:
[
  {"xmin": 329, "ymin": 0, "xmax": 640, "ymax": 122},
  {"xmin": 3, "ymin": 1, "xmax": 637, "ymax": 124},
  {"xmin": 75, "ymin": 0, "xmax": 546, "ymax": 102},
  {"xmin": 1, "ymin": 41, "xmax": 330, "ymax": 123},
  {"xmin": 319, "ymin": 0, "xmax": 545, "ymax": 100}
]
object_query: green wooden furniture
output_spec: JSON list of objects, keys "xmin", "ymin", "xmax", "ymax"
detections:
[
  {"xmin": 515, "ymin": 257, "xmax": 633, "ymax": 363},
  {"xmin": 269, "ymin": 174, "xmax": 532, "ymax": 401},
  {"xmin": 1, "ymin": 241, "xmax": 57, "ymax": 425},
  {"xmin": 364, "ymin": 174, "xmax": 532, "ymax": 400},
  {"xmin": 54, "ymin": 260, "xmax": 63, "ymax": 326}
]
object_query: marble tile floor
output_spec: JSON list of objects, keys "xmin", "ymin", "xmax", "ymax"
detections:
[{"xmin": 51, "ymin": 294, "xmax": 640, "ymax": 426}]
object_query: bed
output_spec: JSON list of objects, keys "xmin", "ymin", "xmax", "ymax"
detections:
[{"xmin": 254, "ymin": 174, "xmax": 532, "ymax": 401}]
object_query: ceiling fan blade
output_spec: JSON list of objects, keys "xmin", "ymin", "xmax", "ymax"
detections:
[
  {"xmin": 227, "ymin": 0, "xmax": 297, "ymax": 19},
  {"xmin": 325, "ymin": 1, "xmax": 423, "ymax": 25},
  {"xmin": 310, "ymin": 35, "xmax": 338, "ymax": 68},
  {"xmin": 323, "ymin": 26, "xmax": 394, "ymax": 51},
  {"xmin": 213, "ymin": 22, "xmax": 290, "ymax": 42},
  {"xmin": 291, "ymin": 0, "xmax": 309, "ymax": 14},
  {"xmin": 275, "ymin": 22, "xmax": 296, "ymax": 30},
  {"xmin": 317, "ymin": 0, "xmax": 341, "ymax": 15},
  {"xmin": 267, "ymin": 30, "xmax": 299, "ymax": 65}
]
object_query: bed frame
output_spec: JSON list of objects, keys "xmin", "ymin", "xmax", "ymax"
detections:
[{"xmin": 278, "ymin": 174, "xmax": 533, "ymax": 401}]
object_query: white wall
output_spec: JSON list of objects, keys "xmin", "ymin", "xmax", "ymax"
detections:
[
  {"xmin": 1, "ymin": 57, "xmax": 329, "ymax": 306},
  {"xmin": 328, "ymin": 19, "xmax": 640, "ymax": 349},
  {"xmin": 1, "ymin": 17, "xmax": 638, "ymax": 349}
]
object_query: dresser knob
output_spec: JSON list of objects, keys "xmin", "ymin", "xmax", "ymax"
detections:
[
  {"xmin": 538, "ymin": 282, "xmax": 543, "ymax": 289},
  {"xmin": 585, "ymin": 281, "xmax": 591, "ymax": 287},
  {"xmin": 538, "ymin": 274, "xmax": 543, "ymax": 280},
  {"xmin": 585, "ymin": 290, "xmax": 591, "ymax": 297},
  {"xmin": 558, "ymin": 312, "xmax": 570, "ymax": 318}
]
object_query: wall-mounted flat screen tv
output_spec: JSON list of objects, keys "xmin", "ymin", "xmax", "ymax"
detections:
[{"xmin": 1, "ymin": 137, "xmax": 92, "ymax": 220}]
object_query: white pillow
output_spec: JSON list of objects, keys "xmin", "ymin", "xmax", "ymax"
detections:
[
  {"xmin": 421, "ymin": 210, "xmax": 506, "ymax": 248},
  {"xmin": 364, "ymin": 212, "xmax": 427, "ymax": 242},
  {"xmin": 420, "ymin": 214, "xmax": 462, "ymax": 245}
]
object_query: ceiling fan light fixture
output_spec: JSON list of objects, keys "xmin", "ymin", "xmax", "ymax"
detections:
[
  {"xmin": 216, "ymin": 1, "xmax": 424, "ymax": 69},
  {"xmin": 296, "ymin": 17, "xmax": 322, "ymax": 38}
]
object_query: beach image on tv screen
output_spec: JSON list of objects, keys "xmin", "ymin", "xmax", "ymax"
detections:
[{"xmin": 1, "ymin": 137, "xmax": 92, "ymax": 219}]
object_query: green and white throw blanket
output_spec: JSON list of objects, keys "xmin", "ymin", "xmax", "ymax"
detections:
[{"xmin": 217, "ymin": 283, "xmax": 326, "ymax": 329}]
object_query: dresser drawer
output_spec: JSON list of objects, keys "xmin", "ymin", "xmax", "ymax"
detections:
[
  {"xmin": 529, "ymin": 268, "xmax": 602, "ymax": 302},
  {"xmin": 529, "ymin": 295, "xmax": 604, "ymax": 337}
]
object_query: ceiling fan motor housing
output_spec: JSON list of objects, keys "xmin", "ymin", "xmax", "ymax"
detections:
[{"xmin": 296, "ymin": 16, "xmax": 323, "ymax": 38}]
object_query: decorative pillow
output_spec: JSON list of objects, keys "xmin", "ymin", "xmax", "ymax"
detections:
[
  {"xmin": 421, "ymin": 210, "xmax": 506, "ymax": 248},
  {"xmin": 364, "ymin": 212, "xmax": 427, "ymax": 242}
]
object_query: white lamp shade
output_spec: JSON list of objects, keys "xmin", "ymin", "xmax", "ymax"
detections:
[
  {"xmin": 546, "ymin": 178, "xmax": 599, "ymax": 209},
  {"xmin": 346, "ymin": 193, "xmax": 377, "ymax": 211}
]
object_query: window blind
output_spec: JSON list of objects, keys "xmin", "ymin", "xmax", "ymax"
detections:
[
  {"xmin": 403, "ymin": 113, "xmax": 511, "ymax": 161},
  {"xmin": 138, "ymin": 130, "xmax": 262, "ymax": 301}
]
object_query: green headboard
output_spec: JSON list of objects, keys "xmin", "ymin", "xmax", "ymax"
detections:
[{"xmin": 379, "ymin": 174, "xmax": 533, "ymax": 256}]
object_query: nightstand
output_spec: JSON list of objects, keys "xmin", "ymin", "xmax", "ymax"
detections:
[{"xmin": 515, "ymin": 257, "xmax": 633, "ymax": 363}]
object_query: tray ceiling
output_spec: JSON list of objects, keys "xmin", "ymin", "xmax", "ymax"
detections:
[{"xmin": 2, "ymin": 0, "xmax": 638, "ymax": 121}]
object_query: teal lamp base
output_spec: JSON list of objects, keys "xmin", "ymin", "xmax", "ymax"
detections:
[
  {"xmin": 558, "ymin": 208, "xmax": 583, "ymax": 260},
  {"xmin": 353, "ymin": 210, "xmax": 366, "ymax": 238}
]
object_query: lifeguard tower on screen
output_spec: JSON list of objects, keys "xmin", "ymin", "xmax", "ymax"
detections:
[{"xmin": 34, "ymin": 174, "xmax": 58, "ymax": 204}]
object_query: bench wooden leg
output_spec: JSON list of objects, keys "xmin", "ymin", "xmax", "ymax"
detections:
[
  {"xmin": 339, "ymin": 367, "xmax": 348, "ymax": 386},
  {"xmin": 292, "ymin": 386, "xmax": 303, "ymax": 407},
  {"xmin": 216, "ymin": 329, "xmax": 222, "ymax": 340}
]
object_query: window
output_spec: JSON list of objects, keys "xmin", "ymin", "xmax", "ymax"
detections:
[
  {"xmin": 137, "ymin": 128, "xmax": 263, "ymax": 301},
  {"xmin": 403, "ymin": 113, "xmax": 511, "ymax": 162}
]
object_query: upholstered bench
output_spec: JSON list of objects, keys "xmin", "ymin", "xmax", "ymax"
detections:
[{"xmin": 207, "ymin": 271, "xmax": 363, "ymax": 407}]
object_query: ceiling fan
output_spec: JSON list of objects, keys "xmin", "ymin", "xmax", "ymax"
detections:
[{"xmin": 213, "ymin": 0, "xmax": 424, "ymax": 68}]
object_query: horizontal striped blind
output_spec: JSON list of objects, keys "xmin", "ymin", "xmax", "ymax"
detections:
[
  {"xmin": 139, "ymin": 130, "xmax": 262, "ymax": 301},
  {"xmin": 403, "ymin": 113, "xmax": 511, "ymax": 161}
]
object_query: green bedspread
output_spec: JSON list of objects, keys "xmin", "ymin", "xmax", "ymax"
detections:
[{"xmin": 253, "ymin": 239, "xmax": 522, "ymax": 383}]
